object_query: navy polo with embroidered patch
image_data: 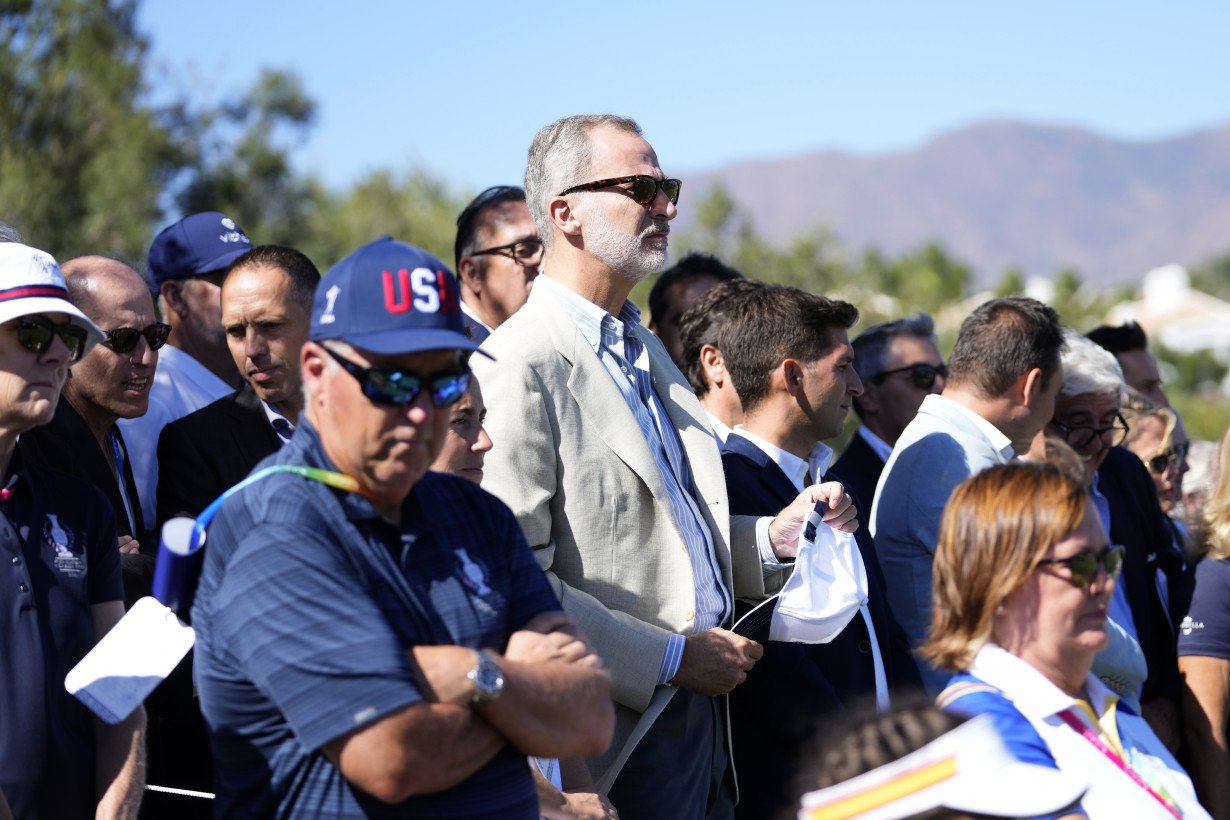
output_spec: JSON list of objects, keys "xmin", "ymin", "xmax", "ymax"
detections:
[
  {"xmin": 0, "ymin": 449, "xmax": 121, "ymax": 820},
  {"xmin": 191, "ymin": 419, "xmax": 558, "ymax": 818}
]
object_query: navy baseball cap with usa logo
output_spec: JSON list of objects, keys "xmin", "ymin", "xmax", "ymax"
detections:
[
  {"xmin": 146, "ymin": 211, "xmax": 252, "ymax": 292},
  {"xmin": 311, "ymin": 237, "xmax": 489, "ymax": 357}
]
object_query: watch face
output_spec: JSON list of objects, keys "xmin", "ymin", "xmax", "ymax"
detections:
[{"xmin": 470, "ymin": 651, "xmax": 505, "ymax": 704}]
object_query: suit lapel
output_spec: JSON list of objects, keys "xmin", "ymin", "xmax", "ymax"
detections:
[
  {"xmin": 725, "ymin": 433, "xmax": 798, "ymax": 508},
  {"xmin": 227, "ymin": 386, "xmax": 282, "ymax": 471},
  {"xmin": 530, "ymin": 287, "xmax": 671, "ymax": 504},
  {"xmin": 644, "ymin": 332, "xmax": 727, "ymax": 520}
]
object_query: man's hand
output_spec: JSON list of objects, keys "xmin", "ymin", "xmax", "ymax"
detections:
[
  {"xmin": 117, "ymin": 535, "xmax": 140, "ymax": 555},
  {"xmin": 668, "ymin": 628, "xmax": 762, "ymax": 696},
  {"xmin": 559, "ymin": 791, "xmax": 619, "ymax": 819},
  {"xmin": 505, "ymin": 626, "xmax": 602, "ymax": 669},
  {"xmin": 767, "ymin": 481, "xmax": 858, "ymax": 560}
]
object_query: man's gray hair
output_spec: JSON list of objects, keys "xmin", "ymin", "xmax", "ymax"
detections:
[
  {"xmin": 0, "ymin": 222, "xmax": 21, "ymax": 243},
  {"xmin": 852, "ymin": 313, "xmax": 938, "ymax": 381},
  {"xmin": 524, "ymin": 114, "xmax": 642, "ymax": 250},
  {"xmin": 1060, "ymin": 328, "xmax": 1124, "ymax": 400}
]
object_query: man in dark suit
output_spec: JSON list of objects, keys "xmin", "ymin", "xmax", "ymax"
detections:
[
  {"xmin": 20, "ymin": 255, "xmax": 168, "ymax": 604},
  {"xmin": 156, "ymin": 245, "xmax": 318, "ymax": 524},
  {"xmin": 716, "ymin": 281, "xmax": 919, "ymax": 820},
  {"xmin": 831, "ymin": 313, "xmax": 945, "ymax": 527},
  {"xmin": 454, "ymin": 186, "xmax": 541, "ymax": 343},
  {"xmin": 145, "ymin": 245, "xmax": 318, "ymax": 816}
]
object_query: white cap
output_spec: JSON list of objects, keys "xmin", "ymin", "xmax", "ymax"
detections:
[
  {"xmin": 797, "ymin": 714, "xmax": 1086, "ymax": 819},
  {"xmin": 0, "ymin": 243, "xmax": 105, "ymax": 355}
]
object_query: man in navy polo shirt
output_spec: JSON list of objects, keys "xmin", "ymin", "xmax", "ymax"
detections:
[
  {"xmin": 0, "ymin": 242, "xmax": 145, "ymax": 818},
  {"xmin": 191, "ymin": 238, "xmax": 614, "ymax": 819}
]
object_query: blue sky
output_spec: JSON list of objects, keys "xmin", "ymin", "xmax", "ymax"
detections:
[{"xmin": 139, "ymin": 2, "xmax": 1230, "ymax": 195}]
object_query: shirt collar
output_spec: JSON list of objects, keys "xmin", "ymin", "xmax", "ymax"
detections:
[
  {"xmin": 534, "ymin": 273, "xmax": 643, "ymax": 356},
  {"xmin": 459, "ymin": 299, "xmax": 493, "ymax": 333},
  {"xmin": 262, "ymin": 400, "xmax": 292, "ymax": 430},
  {"xmin": 925, "ymin": 394, "xmax": 1016, "ymax": 461},
  {"xmin": 706, "ymin": 411, "xmax": 734, "ymax": 444},
  {"xmin": 733, "ymin": 426, "xmax": 833, "ymax": 492},
  {"xmin": 968, "ymin": 642, "xmax": 1122, "ymax": 719},
  {"xmin": 856, "ymin": 425, "xmax": 894, "ymax": 463}
]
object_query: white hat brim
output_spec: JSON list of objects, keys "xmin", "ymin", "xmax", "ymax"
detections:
[{"xmin": 0, "ymin": 296, "xmax": 106, "ymax": 357}]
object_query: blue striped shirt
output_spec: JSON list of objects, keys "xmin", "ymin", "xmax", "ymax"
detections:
[
  {"xmin": 536, "ymin": 275, "xmax": 730, "ymax": 683},
  {"xmin": 192, "ymin": 420, "xmax": 559, "ymax": 818}
]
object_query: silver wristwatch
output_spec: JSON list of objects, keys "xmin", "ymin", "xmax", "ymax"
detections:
[{"xmin": 466, "ymin": 649, "xmax": 504, "ymax": 706}]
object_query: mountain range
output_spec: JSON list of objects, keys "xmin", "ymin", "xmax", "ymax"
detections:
[{"xmin": 681, "ymin": 120, "xmax": 1230, "ymax": 286}]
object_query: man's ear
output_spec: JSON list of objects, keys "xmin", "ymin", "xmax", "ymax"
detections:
[
  {"xmin": 780, "ymin": 358, "xmax": 805, "ymax": 397},
  {"xmin": 1019, "ymin": 366, "xmax": 1045, "ymax": 408},
  {"xmin": 457, "ymin": 257, "xmax": 482, "ymax": 294},
  {"xmin": 699, "ymin": 344, "xmax": 725, "ymax": 387},
  {"xmin": 856, "ymin": 380, "xmax": 881, "ymax": 415},
  {"xmin": 159, "ymin": 281, "xmax": 188, "ymax": 320},
  {"xmin": 300, "ymin": 342, "xmax": 328, "ymax": 405},
  {"xmin": 550, "ymin": 196, "xmax": 581, "ymax": 238}
]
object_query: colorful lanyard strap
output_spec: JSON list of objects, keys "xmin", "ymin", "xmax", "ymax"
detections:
[
  {"xmin": 1058, "ymin": 708, "xmax": 1182, "ymax": 818},
  {"xmin": 189, "ymin": 465, "xmax": 372, "ymax": 553}
]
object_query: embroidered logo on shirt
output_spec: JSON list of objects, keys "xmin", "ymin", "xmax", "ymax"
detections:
[
  {"xmin": 454, "ymin": 548, "xmax": 491, "ymax": 597},
  {"xmin": 46, "ymin": 514, "xmax": 84, "ymax": 577},
  {"xmin": 1181, "ymin": 615, "xmax": 1204, "ymax": 636}
]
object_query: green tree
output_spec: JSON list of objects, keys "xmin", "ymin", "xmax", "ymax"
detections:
[
  {"xmin": 177, "ymin": 68, "xmax": 323, "ymax": 251},
  {"xmin": 994, "ymin": 266, "xmax": 1025, "ymax": 297},
  {"xmin": 0, "ymin": 0, "xmax": 188, "ymax": 261},
  {"xmin": 303, "ymin": 168, "xmax": 466, "ymax": 272}
]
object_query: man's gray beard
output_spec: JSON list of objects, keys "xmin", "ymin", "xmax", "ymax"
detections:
[{"xmin": 584, "ymin": 208, "xmax": 668, "ymax": 283}]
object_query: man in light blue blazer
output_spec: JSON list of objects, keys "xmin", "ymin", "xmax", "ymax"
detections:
[{"xmin": 870, "ymin": 297, "xmax": 1065, "ymax": 692}]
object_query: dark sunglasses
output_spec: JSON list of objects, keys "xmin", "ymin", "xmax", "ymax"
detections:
[
  {"xmin": 1147, "ymin": 442, "xmax": 1190, "ymax": 475},
  {"xmin": 469, "ymin": 238, "xmax": 543, "ymax": 266},
  {"xmin": 103, "ymin": 322, "xmax": 172, "ymax": 354},
  {"xmin": 873, "ymin": 362, "xmax": 948, "ymax": 391},
  {"xmin": 1037, "ymin": 545, "xmax": 1124, "ymax": 589},
  {"xmin": 323, "ymin": 346, "xmax": 470, "ymax": 408},
  {"xmin": 558, "ymin": 175, "xmax": 682, "ymax": 206},
  {"xmin": 1049, "ymin": 414, "xmax": 1130, "ymax": 450},
  {"xmin": 15, "ymin": 315, "xmax": 89, "ymax": 363}
]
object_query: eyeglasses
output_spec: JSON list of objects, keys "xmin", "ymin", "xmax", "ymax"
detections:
[
  {"xmin": 558, "ymin": 175, "xmax": 682, "ymax": 206},
  {"xmin": 872, "ymin": 362, "xmax": 948, "ymax": 391},
  {"xmin": 14, "ymin": 315, "xmax": 89, "ymax": 363},
  {"xmin": 1037, "ymin": 545, "xmax": 1125, "ymax": 589},
  {"xmin": 103, "ymin": 323, "xmax": 172, "ymax": 354},
  {"xmin": 469, "ymin": 238, "xmax": 543, "ymax": 266},
  {"xmin": 323, "ymin": 345, "xmax": 470, "ymax": 408},
  {"xmin": 1049, "ymin": 414, "xmax": 1130, "ymax": 450},
  {"xmin": 1147, "ymin": 441, "xmax": 1190, "ymax": 475}
]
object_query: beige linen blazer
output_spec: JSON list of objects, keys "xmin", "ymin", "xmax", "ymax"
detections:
[{"xmin": 473, "ymin": 283, "xmax": 782, "ymax": 787}]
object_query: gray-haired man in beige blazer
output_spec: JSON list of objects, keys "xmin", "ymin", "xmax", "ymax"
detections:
[{"xmin": 473, "ymin": 114, "xmax": 857, "ymax": 819}]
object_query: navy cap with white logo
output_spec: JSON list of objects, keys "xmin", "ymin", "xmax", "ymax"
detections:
[
  {"xmin": 146, "ymin": 212, "xmax": 252, "ymax": 292},
  {"xmin": 311, "ymin": 237, "xmax": 488, "ymax": 358}
]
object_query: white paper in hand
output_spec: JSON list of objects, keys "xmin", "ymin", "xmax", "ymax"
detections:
[
  {"xmin": 769, "ymin": 508, "xmax": 869, "ymax": 643},
  {"xmin": 66, "ymin": 596, "xmax": 196, "ymax": 724}
]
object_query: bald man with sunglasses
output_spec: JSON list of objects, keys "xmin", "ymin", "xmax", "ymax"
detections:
[{"xmin": 20, "ymin": 256, "xmax": 169, "ymax": 604}]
